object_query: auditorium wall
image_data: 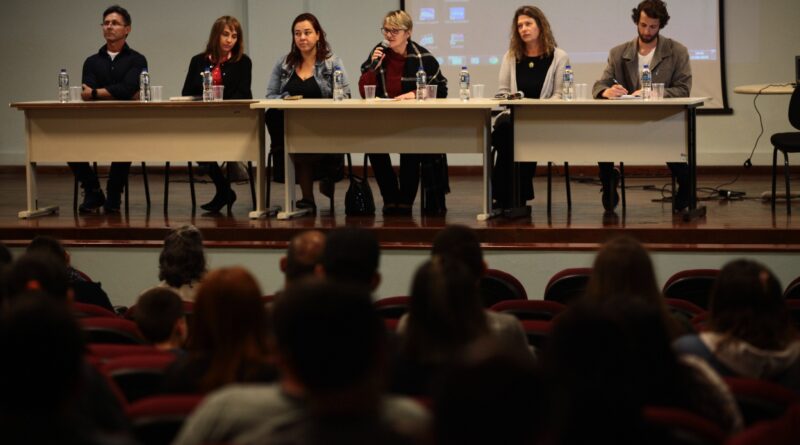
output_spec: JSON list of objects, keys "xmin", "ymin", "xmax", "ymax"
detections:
[{"xmin": 1, "ymin": 0, "xmax": 798, "ymax": 167}]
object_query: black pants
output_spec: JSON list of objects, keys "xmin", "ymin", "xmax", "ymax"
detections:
[
  {"xmin": 68, "ymin": 162, "xmax": 130, "ymax": 194},
  {"xmin": 369, "ymin": 153, "xmax": 434, "ymax": 206},
  {"xmin": 492, "ymin": 113, "xmax": 535, "ymax": 207}
]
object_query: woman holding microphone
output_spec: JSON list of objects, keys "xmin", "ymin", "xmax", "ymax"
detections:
[
  {"xmin": 492, "ymin": 6, "xmax": 570, "ymax": 210},
  {"xmin": 182, "ymin": 16, "xmax": 252, "ymax": 213},
  {"xmin": 358, "ymin": 10, "xmax": 448, "ymax": 216},
  {"xmin": 266, "ymin": 13, "xmax": 350, "ymax": 212}
]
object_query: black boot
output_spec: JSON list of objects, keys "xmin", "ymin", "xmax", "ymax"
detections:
[
  {"xmin": 79, "ymin": 188, "xmax": 106, "ymax": 213},
  {"xmin": 201, "ymin": 189, "xmax": 236, "ymax": 213},
  {"xmin": 103, "ymin": 190, "xmax": 122, "ymax": 214},
  {"xmin": 599, "ymin": 164, "xmax": 620, "ymax": 212}
]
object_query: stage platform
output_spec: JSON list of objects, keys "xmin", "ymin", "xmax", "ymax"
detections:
[{"xmin": 2, "ymin": 167, "xmax": 799, "ymax": 252}]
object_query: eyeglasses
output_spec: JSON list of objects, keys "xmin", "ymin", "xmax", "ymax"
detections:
[
  {"xmin": 100, "ymin": 20, "xmax": 125, "ymax": 28},
  {"xmin": 380, "ymin": 27, "xmax": 406, "ymax": 36}
]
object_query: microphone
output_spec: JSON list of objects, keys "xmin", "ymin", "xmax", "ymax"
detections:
[{"xmin": 369, "ymin": 40, "xmax": 389, "ymax": 71}]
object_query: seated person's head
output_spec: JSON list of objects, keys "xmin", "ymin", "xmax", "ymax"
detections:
[
  {"xmin": 434, "ymin": 353, "xmax": 544, "ymax": 445},
  {"xmin": 709, "ymin": 259, "xmax": 794, "ymax": 350},
  {"xmin": 0, "ymin": 242, "xmax": 13, "ymax": 267},
  {"xmin": 189, "ymin": 266, "xmax": 271, "ymax": 391},
  {"xmin": 0, "ymin": 296, "xmax": 84, "ymax": 420},
  {"xmin": 134, "ymin": 287, "xmax": 187, "ymax": 350},
  {"xmin": 542, "ymin": 300, "xmax": 686, "ymax": 443},
  {"xmin": 586, "ymin": 235, "xmax": 661, "ymax": 303},
  {"xmin": 404, "ymin": 256, "xmax": 488, "ymax": 364},
  {"xmin": 281, "ymin": 230, "xmax": 326, "ymax": 286},
  {"xmin": 26, "ymin": 235, "xmax": 69, "ymax": 265},
  {"xmin": 6, "ymin": 253, "xmax": 71, "ymax": 304},
  {"xmin": 273, "ymin": 278, "xmax": 386, "ymax": 401},
  {"xmin": 318, "ymin": 228, "xmax": 380, "ymax": 290},
  {"xmin": 431, "ymin": 225, "xmax": 486, "ymax": 279},
  {"xmin": 159, "ymin": 225, "xmax": 206, "ymax": 288}
]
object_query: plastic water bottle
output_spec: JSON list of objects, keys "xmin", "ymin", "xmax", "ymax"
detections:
[
  {"xmin": 333, "ymin": 65, "xmax": 345, "ymax": 101},
  {"xmin": 415, "ymin": 67, "xmax": 427, "ymax": 101},
  {"xmin": 58, "ymin": 68, "xmax": 69, "ymax": 103},
  {"xmin": 202, "ymin": 67, "xmax": 213, "ymax": 102},
  {"xmin": 139, "ymin": 69, "xmax": 151, "ymax": 102},
  {"xmin": 459, "ymin": 66, "xmax": 470, "ymax": 101},
  {"xmin": 641, "ymin": 64, "xmax": 652, "ymax": 100},
  {"xmin": 562, "ymin": 65, "xmax": 574, "ymax": 101}
]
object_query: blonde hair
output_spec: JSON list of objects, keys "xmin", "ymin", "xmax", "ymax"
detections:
[{"xmin": 384, "ymin": 9, "xmax": 413, "ymax": 32}]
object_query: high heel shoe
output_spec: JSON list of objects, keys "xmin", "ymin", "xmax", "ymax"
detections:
[{"xmin": 201, "ymin": 189, "xmax": 236, "ymax": 213}]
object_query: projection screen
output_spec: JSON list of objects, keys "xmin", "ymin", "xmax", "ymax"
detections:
[{"xmin": 403, "ymin": 0, "xmax": 728, "ymax": 111}]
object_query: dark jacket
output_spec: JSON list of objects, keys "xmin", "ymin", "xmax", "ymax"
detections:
[
  {"xmin": 359, "ymin": 40, "xmax": 447, "ymax": 98},
  {"xmin": 181, "ymin": 53, "xmax": 253, "ymax": 99},
  {"xmin": 592, "ymin": 36, "xmax": 692, "ymax": 98},
  {"xmin": 82, "ymin": 43, "xmax": 147, "ymax": 99}
]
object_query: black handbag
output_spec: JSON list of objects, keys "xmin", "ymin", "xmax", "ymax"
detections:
[{"xmin": 344, "ymin": 154, "xmax": 376, "ymax": 216}]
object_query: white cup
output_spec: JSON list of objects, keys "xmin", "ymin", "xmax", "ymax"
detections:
[
  {"xmin": 574, "ymin": 83, "xmax": 589, "ymax": 100},
  {"xmin": 212, "ymin": 85, "xmax": 224, "ymax": 101},
  {"xmin": 471, "ymin": 84, "xmax": 485, "ymax": 99},
  {"xmin": 652, "ymin": 83, "xmax": 665, "ymax": 100},
  {"xmin": 364, "ymin": 85, "xmax": 376, "ymax": 100},
  {"xmin": 150, "ymin": 85, "xmax": 163, "ymax": 102},
  {"xmin": 69, "ymin": 86, "xmax": 82, "ymax": 102},
  {"xmin": 425, "ymin": 84, "xmax": 438, "ymax": 100}
]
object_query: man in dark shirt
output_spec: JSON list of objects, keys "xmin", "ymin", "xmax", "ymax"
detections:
[{"xmin": 70, "ymin": 5, "xmax": 147, "ymax": 213}]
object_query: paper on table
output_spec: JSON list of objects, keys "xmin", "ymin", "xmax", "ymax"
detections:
[{"xmin": 609, "ymin": 95, "xmax": 638, "ymax": 100}]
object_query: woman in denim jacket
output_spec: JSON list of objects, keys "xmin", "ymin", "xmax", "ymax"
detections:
[{"xmin": 265, "ymin": 13, "xmax": 350, "ymax": 212}]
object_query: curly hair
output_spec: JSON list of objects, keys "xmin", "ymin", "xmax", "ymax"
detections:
[
  {"xmin": 509, "ymin": 6, "xmax": 558, "ymax": 59},
  {"xmin": 158, "ymin": 225, "xmax": 206, "ymax": 288},
  {"xmin": 631, "ymin": 0, "xmax": 670, "ymax": 28}
]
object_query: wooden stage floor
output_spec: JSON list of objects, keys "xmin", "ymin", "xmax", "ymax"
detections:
[{"xmin": 1, "ymin": 168, "xmax": 799, "ymax": 251}]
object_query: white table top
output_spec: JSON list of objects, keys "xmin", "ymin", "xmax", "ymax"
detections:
[
  {"xmin": 734, "ymin": 84, "xmax": 795, "ymax": 95},
  {"xmin": 499, "ymin": 97, "xmax": 707, "ymax": 106},
  {"xmin": 251, "ymin": 98, "xmax": 499, "ymax": 109},
  {"xmin": 10, "ymin": 99, "xmax": 257, "ymax": 110}
]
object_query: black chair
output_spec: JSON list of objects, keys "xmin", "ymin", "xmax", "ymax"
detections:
[{"xmin": 771, "ymin": 85, "xmax": 800, "ymax": 213}]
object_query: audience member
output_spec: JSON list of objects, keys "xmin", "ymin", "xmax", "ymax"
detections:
[
  {"xmin": 0, "ymin": 296, "xmax": 133, "ymax": 445},
  {"xmin": 584, "ymin": 235, "xmax": 686, "ymax": 337},
  {"xmin": 317, "ymin": 227, "xmax": 381, "ymax": 291},
  {"xmin": 394, "ymin": 256, "xmax": 530, "ymax": 396},
  {"xmin": 280, "ymin": 230, "xmax": 326, "ymax": 289},
  {"xmin": 6, "ymin": 252, "xmax": 72, "ymax": 303},
  {"xmin": 433, "ymin": 352, "xmax": 545, "ymax": 445},
  {"xmin": 156, "ymin": 225, "xmax": 206, "ymax": 301},
  {"xmin": 172, "ymin": 278, "xmax": 429, "ymax": 445},
  {"xmin": 542, "ymin": 300, "xmax": 742, "ymax": 444},
  {"xmin": 163, "ymin": 266, "xmax": 276, "ymax": 394},
  {"xmin": 674, "ymin": 259, "xmax": 800, "ymax": 391},
  {"xmin": 26, "ymin": 235, "xmax": 114, "ymax": 311},
  {"xmin": 133, "ymin": 287, "xmax": 187, "ymax": 352}
]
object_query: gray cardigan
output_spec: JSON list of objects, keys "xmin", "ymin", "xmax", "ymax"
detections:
[
  {"xmin": 496, "ymin": 47, "xmax": 570, "ymax": 99},
  {"xmin": 592, "ymin": 36, "xmax": 692, "ymax": 99}
]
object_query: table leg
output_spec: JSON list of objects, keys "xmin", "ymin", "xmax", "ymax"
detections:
[
  {"xmin": 277, "ymin": 111, "xmax": 311, "ymax": 219},
  {"xmin": 250, "ymin": 111, "xmax": 280, "ymax": 219},
  {"xmin": 680, "ymin": 106, "xmax": 706, "ymax": 220},
  {"xmin": 478, "ymin": 110, "xmax": 501, "ymax": 221},
  {"xmin": 19, "ymin": 161, "xmax": 58, "ymax": 219}
]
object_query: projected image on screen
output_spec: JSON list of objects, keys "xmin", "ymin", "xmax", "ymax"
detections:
[{"xmin": 406, "ymin": 0, "xmax": 725, "ymax": 109}]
